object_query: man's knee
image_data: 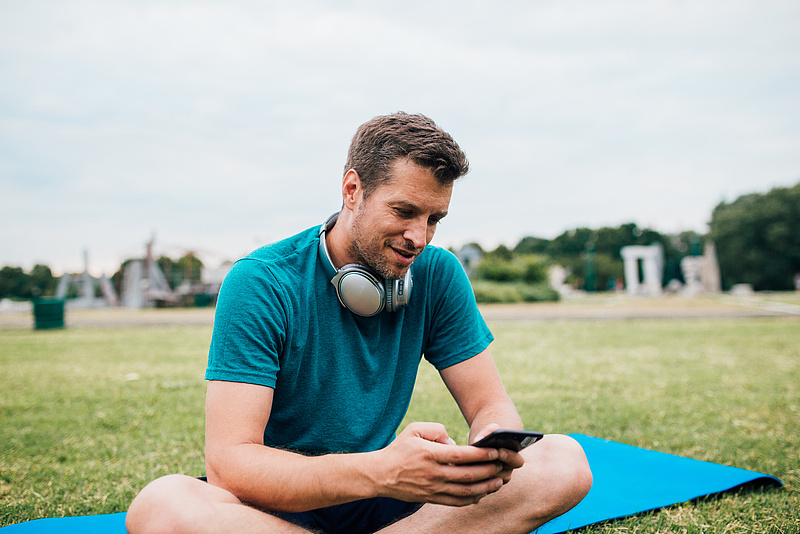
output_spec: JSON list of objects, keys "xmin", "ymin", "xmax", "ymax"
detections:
[
  {"xmin": 547, "ymin": 434, "xmax": 592, "ymax": 500},
  {"xmin": 521, "ymin": 434, "xmax": 593, "ymax": 522},
  {"xmin": 126, "ymin": 474, "xmax": 217, "ymax": 534}
]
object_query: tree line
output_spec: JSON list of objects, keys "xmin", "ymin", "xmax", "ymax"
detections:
[
  {"xmin": 467, "ymin": 180, "xmax": 800, "ymax": 293},
  {"xmin": 2, "ymin": 180, "xmax": 798, "ymax": 301},
  {"xmin": 464, "ymin": 224, "xmax": 703, "ymax": 301},
  {"xmin": 0, "ymin": 265, "xmax": 58, "ymax": 300},
  {"xmin": 710, "ymin": 181, "xmax": 800, "ymax": 291}
]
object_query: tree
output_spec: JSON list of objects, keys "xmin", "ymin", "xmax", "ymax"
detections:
[
  {"xmin": 514, "ymin": 236, "xmax": 549, "ymax": 255},
  {"xmin": 486, "ymin": 244, "xmax": 514, "ymax": 261},
  {"xmin": 112, "ymin": 259, "xmax": 135, "ymax": 297},
  {"xmin": 176, "ymin": 254, "xmax": 203, "ymax": 286},
  {"xmin": 157, "ymin": 256, "xmax": 176, "ymax": 289},
  {"xmin": 0, "ymin": 264, "xmax": 60, "ymax": 299},
  {"xmin": 0, "ymin": 266, "xmax": 28, "ymax": 299},
  {"xmin": 29, "ymin": 264, "xmax": 56, "ymax": 297},
  {"xmin": 710, "ymin": 182, "xmax": 800, "ymax": 290},
  {"xmin": 545, "ymin": 227, "xmax": 594, "ymax": 258},
  {"xmin": 557, "ymin": 253, "xmax": 623, "ymax": 292}
]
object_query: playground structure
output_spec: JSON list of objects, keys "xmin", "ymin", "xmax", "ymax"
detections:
[
  {"xmin": 119, "ymin": 237, "xmax": 231, "ymax": 309},
  {"xmin": 56, "ymin": 251, "xmax": 119, "ymax": 307},
  {"xmin": 59, "ymin": 238, "xmax": 232, "ymax": 309}
]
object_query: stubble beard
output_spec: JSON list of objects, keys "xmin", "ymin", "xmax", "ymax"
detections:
[
  {"xmin": 349, "ymin": 229, "xmax": 404, "ymax": 281},
  {"xmin": 349, "ymin": 214, "xmax": 418, "ymax": 281}
]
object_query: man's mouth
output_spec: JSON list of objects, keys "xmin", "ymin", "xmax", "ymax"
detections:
[
  {"xmin": 390, "ymin": 245, "xmax": 420, "ymax": 266},
  {"xmin": 396, "ymin": 248, "xmax": 415, "ymax": 258}
]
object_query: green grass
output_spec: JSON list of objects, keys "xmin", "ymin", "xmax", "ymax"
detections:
[
  {"xmin": 2, "ymin": 316, "xmax": 799, "ymax": 532},
  {"xmin": 1, "ymin": 325, "xmax": 210, "ymax": 523}
]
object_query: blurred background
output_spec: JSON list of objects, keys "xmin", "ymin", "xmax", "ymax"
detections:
[{"xmin": 2, "ymin": 0, "xmax": 799, "ymax": 308}]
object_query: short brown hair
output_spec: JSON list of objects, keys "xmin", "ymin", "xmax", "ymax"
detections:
[{"xmin": 344, "ymin": 112, "xmax": 469, "ymax": 196}]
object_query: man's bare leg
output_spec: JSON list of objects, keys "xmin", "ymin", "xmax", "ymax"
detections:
[
  {"xmin": 378, "ymin": 434, "xmax": 592, "ymax": 534},
  {"xmin": 126, "ymin": 475, "xmax": 315, "ymax": 534},
  {"xmin": 126, "ymin": 435, "xmax": 590, "ymax": 534}
]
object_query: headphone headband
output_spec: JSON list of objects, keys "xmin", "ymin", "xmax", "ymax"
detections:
[{"xmin": 318, "ymin": 213, "xmax": 412, "ymax": 317}]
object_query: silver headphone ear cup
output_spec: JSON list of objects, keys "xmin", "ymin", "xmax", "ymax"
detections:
[
  {"xmin": 385, "ymin": 280, "xmax": 395, "ymax": 313},
  {"xmin": 319, "ymin": 215, "xmax": 412, "ymax": 316},
  {"xmin": 332, "ymin": 265, "xmax": 386, "ymax": 317},
  {"xmin": 385, "ymin": 271, "xmax": 412, "ymax": 312}
]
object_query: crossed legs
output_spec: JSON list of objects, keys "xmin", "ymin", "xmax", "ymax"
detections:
[{"xmin": 126, "ymin": 434, "xmax": 591, "ymax": 534}]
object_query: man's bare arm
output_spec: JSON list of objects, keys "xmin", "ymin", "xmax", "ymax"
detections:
[
  {"xmin": 439, "ymin": 349, "xmax": 526, "ymax": 481},
  {"xmin": 204, "ymin": 380, "xmax": 510, "ymax": 513},
  {"xmin": 440, "ymin": 349, "xmax": 523, "ymax": 440}
]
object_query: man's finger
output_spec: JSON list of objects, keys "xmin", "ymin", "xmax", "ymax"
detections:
[
  {"xmin": 498, "ymin": 448, "xmax": 525, "ymax": 469},
  {"xmin": 438, "ymin": 461, "xmax": 505, "ymax": 484},
  {"xmin": 435, "ymin": 477, "xmax": 505, "ymax": 502},
  {"xmin": 470, "ymin": 423, "xmax": 501, "ymax": 445},
  {"xmin": 403, "ymin": 422, "xmax": 453, "ymax": 445},
  {"xmin": 430, "ymin": 443, "xmax": 500, "ymax": 466}
]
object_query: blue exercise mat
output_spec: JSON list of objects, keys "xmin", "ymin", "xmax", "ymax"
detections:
[
  {"xmin": 0, "ymin": 434, "xmax": 782, "ymax": 534},
  {"xmin": 535, "ymin": 434, "xmax": 782, "ymax": 533},
  {"xmin": 0, "ymin": 512, "xmax": 127, "ymax": 533}
]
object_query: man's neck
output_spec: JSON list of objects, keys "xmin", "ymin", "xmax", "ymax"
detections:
[{"xmin": 325, "ymin": 211, "xmax": 355, "ymax": 270}]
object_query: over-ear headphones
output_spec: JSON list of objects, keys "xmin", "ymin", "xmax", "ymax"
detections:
[{"xmin": 318, "ymin": 213, "xmax": 412, "ymax": 317}]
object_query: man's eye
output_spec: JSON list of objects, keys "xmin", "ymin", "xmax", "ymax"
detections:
[{"xmin": 395, "ymin": 208, "xmax": 413, "ymax": 218}]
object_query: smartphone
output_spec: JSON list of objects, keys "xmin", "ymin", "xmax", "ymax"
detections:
[{"xmin": 471, "ymin": 429, "xmax": 544, "ymax": 452}]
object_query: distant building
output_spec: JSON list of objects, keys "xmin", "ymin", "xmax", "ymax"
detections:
[{"xmin": 455, "ymin": 244, "xmax": 483, "ymax": 277}]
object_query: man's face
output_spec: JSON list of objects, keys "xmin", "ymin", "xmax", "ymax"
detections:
[{"xmin": 349, "ymin": 159, "xmax": 453, "ymax": 280}]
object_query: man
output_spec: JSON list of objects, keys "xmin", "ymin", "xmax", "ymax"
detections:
[{"xmin": 127, "ymin": 112, "xmax": 591, "ymax": 534}]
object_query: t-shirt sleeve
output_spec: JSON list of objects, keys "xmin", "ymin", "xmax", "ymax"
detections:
[
  {"xmin": 422, "ymin": 249, "xmax": 494, "ymax": 370},
  {"xmin": 205, "ymin": 258, "xmax": 287, "ymax": 388}
]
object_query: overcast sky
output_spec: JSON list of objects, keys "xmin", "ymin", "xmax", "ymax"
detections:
[{"xmin": 2, "ymin": 0, "xmax": 799, "ymax": 276}]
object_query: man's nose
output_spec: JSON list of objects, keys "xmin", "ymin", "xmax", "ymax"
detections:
[{"xmin": 403, "ymin": 219, "xmax": 428, "ymax": 250}]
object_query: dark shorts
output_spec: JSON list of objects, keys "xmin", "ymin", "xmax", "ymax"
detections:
[
  {"xmin": 198, "ymin": 477, "xmax": 422, "ymax": 534},
  {"xmin": 274, "ymin": 497, "xmax": 423, "ymax": 534}
]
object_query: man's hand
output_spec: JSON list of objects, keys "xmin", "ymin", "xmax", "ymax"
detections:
[
  {"xmin": 469, "ymin": 423, "xmax": 526, "ymax": 485},
  {"xmin": 372, "ymin": 422, "xmax": 514, "ymax": 507}
]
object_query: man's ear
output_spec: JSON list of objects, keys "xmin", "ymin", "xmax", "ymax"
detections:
[{"xmin": 342, "ymin": 169, "xmax": 362, "ymax": 210}]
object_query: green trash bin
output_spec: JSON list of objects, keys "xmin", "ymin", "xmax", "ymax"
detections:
[
  {"xmin": 33, "ymin": 298, "xmax": 65, "ymax": 330},
  {"xmin": 194, "ymin": 294, "xmax": 213, "ymax": 307}
]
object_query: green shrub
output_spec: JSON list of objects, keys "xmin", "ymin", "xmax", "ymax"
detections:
[
  {"xmin": 474, "ymin": 255, "xmax": 549, "ymax": 284},
  {"xmin": 517, "ymin": 282, "xmax": 560, "ymax": 302},
  {"xmin": 475, "ymin": 256, "xmax": 523, "ymax": 282},
  {"xmin": 470, "ymin": 281, "xmax": 560, "ymax": 303},
  {"xmin": 519, "ymin": 255, "xmax": 548, "ymax": 284}
]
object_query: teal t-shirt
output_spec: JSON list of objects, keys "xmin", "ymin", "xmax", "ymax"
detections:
[{"xmin": 205, "ymin": 224, "xmax": 493, "ymax": 455}]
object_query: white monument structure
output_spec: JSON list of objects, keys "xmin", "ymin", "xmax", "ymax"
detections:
[
  {"xmin": 621, "ymin": 244, "xmax": 664, "ymax": 296},
  {"xmin": 680, "ymin": 242, "xmax": 722, "ymax": 296}
]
